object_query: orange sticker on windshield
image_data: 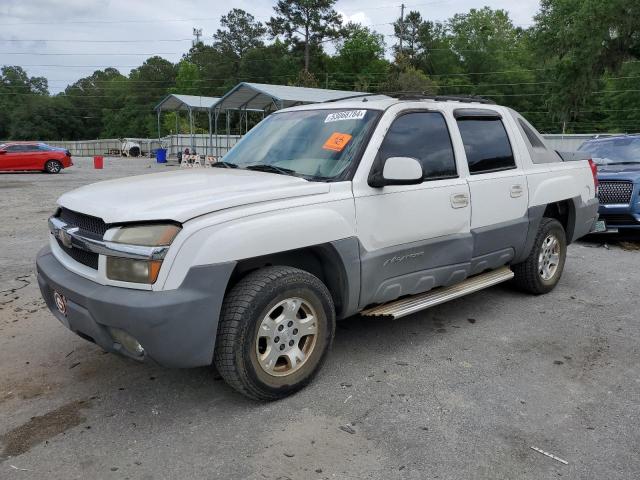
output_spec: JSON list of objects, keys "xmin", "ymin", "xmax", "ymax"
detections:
[{"xmin": 323, "ymin": 132, "xmax": 353, "ymax": 152}]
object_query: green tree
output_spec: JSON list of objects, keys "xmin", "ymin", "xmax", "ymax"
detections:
[
  {"xmin": 214, "ymin": 9, "xmax": 266, "ymax": 61},
  {"xmin": 393, "ymin": 10, "xmax": 424, "ymax": 63},
  {"xmin": 599, "ymin": 62, "xmax": 640, "ymax": 133},
  {"xmin": 9, "ymin": 96, "xmax": 82, "ymax": 140},
  {"xmin": 534, "ymin": 0, "xmax": 640, "ymax": 125},
  {"xmin": 381, "ymin": 66, "xmax": 436, "ymax": 93},
  {"xmin": 183, "ymin": 43, "xmax": 235, "ymax": 96},
  {"xmin": 330, "ymin": 23, "xmax": 389, "ymax": 91},
  {"xmin": 0, "ymin": 66, "xmax": 49, "ymax": 138},
  {"xmin": 63, "ymin": 68, "xmax": 126, "ymax": 139},
  {"xmin": 267, "ymin": 0, "xmax": 342, "ymax": 73},
  {"xmin": 444, "ymin": 8, "xmax": 539, "ymax": 112},
  {"xmin": 414, "ymin": 21, "xmax": 462, "ymax": 76},
  {"xmin": 239, "ymin": 39, "xmax": 299, "ymax": 86},
  {"xmin": 102, "ymin": 57, "xmax": 176, "ymax": 137},
  {"xmin": 172, "ymin": 61, "xmax": 201, "ymax": 94}
]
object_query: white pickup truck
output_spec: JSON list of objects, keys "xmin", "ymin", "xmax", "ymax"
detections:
[{"xmin": 37, "ymin": 95, "xmax": 599, "ymax": 400}]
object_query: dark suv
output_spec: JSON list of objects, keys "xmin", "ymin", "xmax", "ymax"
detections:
[{"xmin": 579, "ymin": 135, "xmax": 640, "ymax": 232}]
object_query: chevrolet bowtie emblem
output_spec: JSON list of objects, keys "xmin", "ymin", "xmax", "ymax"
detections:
[{"xmin": 57, "ymin": 226, "xmax": 79, "ymax": 249}]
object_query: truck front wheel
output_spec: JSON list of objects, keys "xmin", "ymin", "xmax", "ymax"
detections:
[
  {"xmin": 214, "ymin": 266, "xmax": 335, "ymax": 401},
  {"xmin": 512, "ymin": 217, "xmax": 567, "ymax": 294}
]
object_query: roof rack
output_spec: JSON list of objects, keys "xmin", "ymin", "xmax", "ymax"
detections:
[
  {"xmin": 324, "ymin": 91, "xmax": 495, "ymax": 105},
  {"xmin": 324, "ymin": 92, "xmax": 388, "ymax": 103},
  {"xmin": 389, "ymin": 92, "xmax": 496, "ymax": 104}
]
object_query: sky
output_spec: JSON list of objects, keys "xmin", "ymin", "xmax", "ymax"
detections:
[{"xmin": 0, "ymin": 0, "xmax": 542, "ymax": 94}]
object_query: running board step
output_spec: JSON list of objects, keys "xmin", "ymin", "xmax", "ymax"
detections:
[{"xmin": 361, "ymin": 266, "xmax": 514, "ymax": 319}]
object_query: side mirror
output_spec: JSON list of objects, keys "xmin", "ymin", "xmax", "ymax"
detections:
[
  {"xmin": 0, "ymin": 150, "xmax": 6, "ymax": 155},
  {"xmin": 369, "ymin": 156, "xmax": 423, "ymax": 187}
]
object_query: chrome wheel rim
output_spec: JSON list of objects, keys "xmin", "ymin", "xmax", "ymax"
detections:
[
  {"xmin": 47, "ymin": 162, "xmax": 61, "ymax": 173},
  {"xmin": 538, "ymin": 234, "xmax": 561, "ymax": 281},
  {"xmin": 256, "ymin": 297, "xmax": 318, "ymax": 377}
]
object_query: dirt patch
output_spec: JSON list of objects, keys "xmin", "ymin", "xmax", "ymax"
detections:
[
  {"xmin": 619, "ymin": 241, "xmax": 640, "ymax": 251},
  {"xmin": 248, "ymin": 414, "xmax": 387, "ymax": 479},
  {"xmin": 0, "ymin": 399, "xmax": 90, "ymax": 460},
  {"xmin": 0, "ymin": 182, "xmax": 34, "ymax": 189},
  {"xmin": 0, "ymin": 369, "xmax": 62, "ymax": 405}
]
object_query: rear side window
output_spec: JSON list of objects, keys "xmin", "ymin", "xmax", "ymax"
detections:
[
  {"xmin": 456, "ymin": 118, "xmax": 516, "ymax": 174},
  {"xmin": 379, "ymin": 112, "xmax": 457, "ymax": 180}
]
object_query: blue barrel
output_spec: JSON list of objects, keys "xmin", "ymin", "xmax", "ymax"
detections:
[{"xmin": 156, "ymin": 148, "xmax": 167, "ymax": 163}]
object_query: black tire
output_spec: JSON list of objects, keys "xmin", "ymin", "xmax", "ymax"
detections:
[
  {"xmin": 214, "ymin": 266, "xmax": 335, "ymax": 401},
  {"xmin": 45, "ymin": 160, "xmax": 62, "ymax": 174},
  {"xmin": 512, "ymin": 218, "xmax": 567, "ymax": 294}
]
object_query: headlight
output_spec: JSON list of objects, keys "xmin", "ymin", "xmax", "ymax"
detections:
[
  {"xmin": 106, "ymin": 223, "xmax": 181, "ymax": 284},
  {"xmin": 110, "ymin": 224, "xmax": 180, "ymax": 246}
]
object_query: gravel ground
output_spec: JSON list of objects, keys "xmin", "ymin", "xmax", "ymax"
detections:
[{"xmin": 1, "ymin": 157, "xmax": 639, "ymax": 479}]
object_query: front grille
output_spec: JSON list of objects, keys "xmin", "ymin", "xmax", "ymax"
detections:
[
  {"xmin": 56, "ymin": 208, "xmax": 107, "ymax": 270},
  {"xmin": 600, "ymin": 214, "xmax": 639, "ymax": 226},
  {"xmin": 598, "ymin": 181, "xmax": 634, "ymax": 205},
  {"xmin": 56, "ymin": 239, "xmax": 100, "ymax": 269},
  {"xmin": 59, "ymin": 207, "xmax": 108, "ymax": 237}
]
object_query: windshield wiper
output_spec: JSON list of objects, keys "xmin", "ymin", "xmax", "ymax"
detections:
[
  {"xmin": 245, "ymin": 164, "xmax": 297, "ymax": 176},
  {"xmin": 606, "ymin": 161, "xmax": 640, "ymax": 165},
  {"xmin": 210, "ymin": 161, "xmax": 239, "ymax": 168}
]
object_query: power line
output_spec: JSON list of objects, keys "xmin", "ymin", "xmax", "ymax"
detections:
[
  {"xmin": 0, "ymin": 38, "xmax": 193, "ymax": 43},
  {"xmin": 2, "ymin": 52, "xmax": 187, "ymax": 56},
  {"xmin": 3, "ymin": 87, "xmax": 640, "ymax": 100}
]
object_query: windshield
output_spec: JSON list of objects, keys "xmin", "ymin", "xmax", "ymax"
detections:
[
  {"xmin": 579, "ymin": 137, "xmax": 640, "ymax": 165},
  {"xmin": 222, "ymin": 109, "xmax": 380, "ymax": 180}
]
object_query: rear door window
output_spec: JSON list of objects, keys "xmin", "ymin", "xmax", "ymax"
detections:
[
  {"xmin": 379, "ymin": 111, "xmax": 457, "ymax": 180},
  {"xmin": 456, "ymin": 118, "xmax": 516, "ymax": 174}
]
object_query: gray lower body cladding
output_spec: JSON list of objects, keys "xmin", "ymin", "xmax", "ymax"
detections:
[
  {"xmin": 572, "ymin": 197, "xmax": 599, "ymax": 240},
  {"xmin": 358, "ymin": 232, "xmax": 516, "ymax": 308},
  {"xmin": 357, "ymin": 196, "xmax": 598, "ymax": 308},
  {"xmin": 36, "ymin": 246, "xmax": 235, "ymax": 368}
]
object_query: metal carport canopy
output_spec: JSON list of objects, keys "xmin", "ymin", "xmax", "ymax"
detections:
[
  {"xmin": 211, "ymin": 82, "xmax": 367, "ymax": 111},
  {"xmin": 155, "ymin": 94, "xmax": 220, "ymax": 112}
]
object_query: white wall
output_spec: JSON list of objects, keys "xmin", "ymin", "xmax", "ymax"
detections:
[
  {"xmin": 542, "ymin": 134, "xmax": 616, "ymax": 152},
  {"xmin": 44, "ymin": 134, "xmax": 242, "ymax": 158}
]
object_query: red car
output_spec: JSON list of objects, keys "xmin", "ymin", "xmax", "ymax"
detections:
[{"xmin": 0, "ymin": 142, "xmax": 73, "ymax": 173}]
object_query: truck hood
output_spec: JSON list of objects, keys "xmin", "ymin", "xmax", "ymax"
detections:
[
  {"xmin": 58, "ymin": 169, "xmax": 331, "ymax": 223},
  {"xmin": 597, "ymin": 163, "xmax": 640, "ymax": 182}
]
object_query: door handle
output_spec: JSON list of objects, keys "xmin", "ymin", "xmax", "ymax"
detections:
[
  {"xmin": 450, "ymin": 193, "xmax": 469, "ymax": 209},
  {"xmin": 510, "ymin": 184, "xmax": 524, "ymax": 198}
]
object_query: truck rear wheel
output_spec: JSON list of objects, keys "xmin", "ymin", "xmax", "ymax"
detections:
[
  {"xmin": 214, "ymin": 266, "xmax": 335, "ymax": 401},
  {"xmin": 512, "ymin": 217, "xmax": 567, "ymax": 294}
]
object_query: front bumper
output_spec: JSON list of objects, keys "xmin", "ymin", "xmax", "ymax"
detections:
[
  {"xmin": 598, "ymin": 205, "xmax": 640, "ymax": 230},
  {"xmin": 36, "ymin": 246, "xmax": 235, "ymax": 368}
]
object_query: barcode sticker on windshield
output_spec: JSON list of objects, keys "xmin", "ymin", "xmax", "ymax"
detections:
[{"xmin": 324, "ymin": 110, "xmax": 367, "ymax": 123}]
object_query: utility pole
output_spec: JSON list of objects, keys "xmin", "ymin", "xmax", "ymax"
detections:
[
  {"xmin": 192, "ymin": 27, "xmax": 203, "ymax": 47},
  {"xmin": 399, "ymin": 4, "xmax": 405, "ymax": 54}
]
